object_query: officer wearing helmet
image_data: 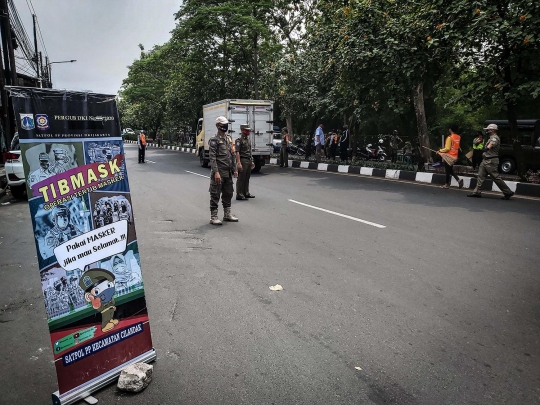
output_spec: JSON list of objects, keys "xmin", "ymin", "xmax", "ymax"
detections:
[
  {"xmin": 41, "ymin": 204, "xmax": 83, "ymax": 259},
  {"xmin": 235, "ymin": 124, "xmax": 255, "ymax": 200},
  {"xmin": 28, "ymin": 152, "xmax": 54, "ymax": 187},
  {"xmin": 208, "ymin": 116, "xmax": 238, "ymax": 225},
  {"xmin": 468, "ymin": 123, "xmax": 514, "ymax": 200},
  {"xmin": 51, "ymin": 148, "xmax": 70, "ymax": 174}
]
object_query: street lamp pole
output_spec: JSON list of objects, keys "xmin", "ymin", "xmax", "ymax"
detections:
[{"xmin": 46, "ymin": 60, "xmax": 77, "ymax": 89}]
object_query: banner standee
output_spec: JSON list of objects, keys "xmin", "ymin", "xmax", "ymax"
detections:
[{"xmin": 7, "ymin": 87, "xmax": 156, "ymax": 404}]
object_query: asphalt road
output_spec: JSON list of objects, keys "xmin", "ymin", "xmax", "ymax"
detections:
[{"xmin": 0, "ymin": 144, "xmax": 539, "ymax": 405}]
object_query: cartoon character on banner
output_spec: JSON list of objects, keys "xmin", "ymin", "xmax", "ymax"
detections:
[
  {"xmin": 93, "ymin": 196, "xmax": 133, "ymax": 229},
  {"xmin": 50, "ymin": 148, "xmax": 72, "ymax": 175},
  {"xmin": 28, "ymin": 152, "xmax": 54, "ymax": 188},
  {"xmin": 41, "ymin": 205, "xmax": 83, "ymax": 259},
  {"xmin": 79, "ymin": 269, "xmax": 119, "ymax": 333},
  {"xmin": 111, "ymin": 254, "xmax": 141, "ymax": 289}
]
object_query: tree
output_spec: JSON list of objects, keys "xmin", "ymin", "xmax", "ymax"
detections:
[{"xmin": 445, "ymin": 0, "xmax": 540, "ymax": 179}]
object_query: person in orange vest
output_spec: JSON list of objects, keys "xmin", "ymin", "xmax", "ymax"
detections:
[
  {"xmin": 138, "ymin": 131, "xmax": 147, "ymax": 163},
  {"xmin": 437, "ymin": 124, "xmax": 463, "ymax": 189}
]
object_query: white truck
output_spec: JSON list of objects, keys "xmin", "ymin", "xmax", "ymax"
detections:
[{"xmin": 196, "ymin": 99, "xmax": 274, "ymax": 173}]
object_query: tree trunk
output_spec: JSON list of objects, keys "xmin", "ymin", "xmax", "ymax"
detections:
[
  {"xmin": 286, "ymin": 115, "xmax": 293, "ymax": 142},
  {"xmin": 253, "ymin": 32, "xmax": 259, "ymax": 99},
  {"xmin": 412, "ymin": 82, "xmax": 431, "ymax": 162},
  {"xmin": 504, "ymin": 76, "xmax": 526, "ymax": 181}
]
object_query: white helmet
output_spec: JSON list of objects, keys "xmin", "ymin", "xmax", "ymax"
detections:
[
  {"xmin": 379, "ymin": 139, "xmax": 384, "ymax": 144},
  {"xmin": 367, "ymin": 143, "xmax": 372, "ymax": 148}
]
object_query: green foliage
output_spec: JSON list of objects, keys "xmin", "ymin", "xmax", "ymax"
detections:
[{"xmin": 119, "ymin": 0, "xmax": 539, "ymax": 172}]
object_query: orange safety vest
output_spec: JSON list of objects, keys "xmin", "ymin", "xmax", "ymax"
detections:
[
  {"xmin": 139, "ymin": 134, "xmax": 146, "ymax": 146},
  {"xmin": 449, "ymin": 133, "xmax": 460, "ymax": 158}
]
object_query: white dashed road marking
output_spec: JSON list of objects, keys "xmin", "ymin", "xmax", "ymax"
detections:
[
  {"xmin": 186, "ymin": 170, "xmax": 210, "ymax": 179},
  {"xmin": 288, "ymin": 199, "xmax": 386, "ymax": 229}
]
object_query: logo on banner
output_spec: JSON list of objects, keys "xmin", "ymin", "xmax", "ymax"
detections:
[
  {"xmin": 20, "ymin": 113, "xmax": 35, "ymax": 130},
  {"xmin": 35, "ymin": 114, "xmax": 50, "ymax": 130}
]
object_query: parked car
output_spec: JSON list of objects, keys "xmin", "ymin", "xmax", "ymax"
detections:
[
  {"xmin": 272, "ymin": 133, "xmax": 282, "ymax": 152},
  {"xmin": 484, "ymin": 119, "xmax": 540, "ymax": 174},
  {"xmin": 5, "ymin": 133, "xmax": 26, "ymax": 199}
]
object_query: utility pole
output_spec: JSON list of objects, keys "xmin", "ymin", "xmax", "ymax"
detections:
[
  {"xmin": 0, "ymin": 40, "xmax": 11, "ymax": 149},
  {"xmin": 0, "ymin": 0, "xmax": 16, "ymax": 85},
  {"xmin": 0, "ymin": 0, "xmax": 14, "ymax": 147},
  {"xmin": 45, "ymin": 55, "xmax": 50, "ymax": 88},
  {"xmin": 33, "ymin": 14, "xmax": 40, "ymax": 87},
  {"xmin": 39, "ymin": 51, "xmax": 43, "ymax": 86}
]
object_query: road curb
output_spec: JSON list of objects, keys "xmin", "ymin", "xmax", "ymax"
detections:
[
  {"xmin": 269, "ymin": 158, "xmax": 540, "ymax": 198},
  {"xmin": 125, "ymin": 140, "xmax": 198, "ymax": 154},
  {"xmin": 123, "ymin": 140, "xmax": 540, "ymax": 198}
]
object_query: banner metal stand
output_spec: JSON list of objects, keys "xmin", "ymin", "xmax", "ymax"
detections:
[{"xmin": 51, "ymin": 349, "xmax": 156, "ymax": 405}]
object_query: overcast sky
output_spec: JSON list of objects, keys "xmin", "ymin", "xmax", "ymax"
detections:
[{"xmin": 13, "ymin": 0, "xmax": 180, "ymax": 95}]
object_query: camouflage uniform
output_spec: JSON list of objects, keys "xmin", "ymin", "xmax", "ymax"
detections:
[
  {"xmin": 235, "ymin": 135, "xmax": 253, "ymax": 198},
  {"xmin": 471, "ymin": 134, "xmax": 513, "ymax": 197},
  {"xmin": 209, "ymin": 134, "xmax": 236, "ymax": 214}
]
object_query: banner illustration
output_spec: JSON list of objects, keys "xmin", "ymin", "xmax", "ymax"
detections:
[{"xmin": 8, "ymin": 87, "xmax": 155, "ymax": 404}]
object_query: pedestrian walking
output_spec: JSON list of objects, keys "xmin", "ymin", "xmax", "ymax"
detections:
[
  {"xmin": 437, "ymin": 125, "xmax": 464, "ymax": 189},
  {"xmin": 280, "ymin": 128, "xmax": 289, "ymax": 168},
  {"xmin": 467, "ymin": 124, "xmax": 514, "ymax": 200},
  {"xmin": 314, "ymin": 123, "xmax": 325, "ymax": 163},
  {"xmin": 339, "ymin": 125, "xmax": 349, "ymax": 161},
  {"xmin": 209, "ymin": 116, "xmax": 239, "ymax": 225},
  {"xmin": 235, "ymin": 124, "xmax": 255, "ymax": 200},
  {"xmin": 138, "ymin": 131, "xmax": 146, "ymax": 163},
  {"xmin": 389, "ymin": 130, "xmax": 402, "ymax": 163},
  {"xmin": 472, "ymin": 131, "xmax": 484, "ymax": 171}
]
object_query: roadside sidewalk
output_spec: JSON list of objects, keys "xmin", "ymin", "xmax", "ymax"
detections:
[
  {"xmin": 269, "ymin": 158, "xmax": 540, "ymax": 198},
  {"xmin": 123, "ymin": 140, "xmax": 540, "ymax": 199}
]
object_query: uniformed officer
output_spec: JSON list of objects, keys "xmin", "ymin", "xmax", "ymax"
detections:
[
  {"xmin": 389, "ymin": 130, "xmax": 402, "ymax": 163},
  {"xmin": 51, "ymin": 148, "xmax": 70, "ymax": 174},
  {"xmin": 235, "ymin": 124, "xmax": 255, "ymax": 200},
  {"xmin": 279, "ymin": 128, "xmax": 289, "ymax": 168},
  {"xmin": 79, "ymin": 269, "xmax": 119, "ymax": 333},
  {"xmin": 209, "ymin": 116, "xmax": 239, "ymax": 225},
  {"xmin": 467, "ymin": 123, "xmax": 514, "ymax": 200},
  {"xmin": 41, "ymin": 205, "xmax": 82, "ymax": 259},
  {"xmin": 28, "ymin": 152, "xmax": 54, "ymax": 187}
]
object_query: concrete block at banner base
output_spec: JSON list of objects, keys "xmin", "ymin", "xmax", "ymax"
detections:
[
  {"xmin": 270, "ymin": 158, "xmax": 278, "ymax": 165},
  {"xmin": 117, "ymin": 363, "xmax": 153, "ymax": 393}
]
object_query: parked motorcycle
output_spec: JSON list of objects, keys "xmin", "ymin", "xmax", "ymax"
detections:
[
  {"xmin": 290, "ymin": 143, "xmax": 306, "ymax": 156},
  {"xmin": 357, "ymin": 139, "xmax": 387, "ymax": 162}
]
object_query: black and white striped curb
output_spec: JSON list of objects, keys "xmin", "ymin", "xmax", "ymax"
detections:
[
  {"xmin": 124, "ymin": 140, "xmax": 197, "ymax": 154},
  {"xmin": 269, "ymin": 158, "xmax": 540, "ymax": 198},
  {"xmin": 123, "ymin": 141, "xmax": 540, "ymax": 198}
]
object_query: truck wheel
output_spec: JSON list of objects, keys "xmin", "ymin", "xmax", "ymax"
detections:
[
  {"xmin": 199, "ymin": 149, "xmax": 208, "ymax": 168},
  {"xmin": 10, "ymin": 185, "xmax": 27, "ymax": 200},
  {"xmin": 500, "ymin": 158, "xmax": 515, "ymax": 174},
  {"xmin": 252, "ymin": 160, "xmax": 262, "ymax": 173}
]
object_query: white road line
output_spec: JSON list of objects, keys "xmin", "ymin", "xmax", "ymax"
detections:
[
  {"xmin": 186, "ymin": 170, "xmax": 210, "ymax": 178},
  {"xmin": 288, "ymin": 199, "xmax": 386, "ymax": 229},
  {"xmin": 145, "ymin": 160, "xmax": 157, "ymax": 164}
]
